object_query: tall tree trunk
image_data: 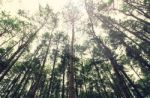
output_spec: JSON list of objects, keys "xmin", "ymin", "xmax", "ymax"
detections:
[
  {"xmin": 61, "ymin": 49, "xmax": 67, "ymax": 98},
  {"xmin": 4, "ymin": 72, "xmax": 22, "ymax": 97},
  {"xmin": 16, "ymin": 73, "xmax": 31, "ymax": 98},
  {"xmin": 68, "ymin": 22, "xmax": 76, "ymax": 98},
  {"xmin": 120, "ymin": 69, "xmax": 144, "ymax": 98},
  {"xmin": 91, "ymin": 57, "xmax": 109, "ymax": 98},
  {"xmin": 48, "ymin": 49, "xmax": 58, "ymax": 97},
  {"xmin": 105, "ymin": 64, "xmax": 125, "ymax": 98},
  {"xmin": 0, "ymin": 33, "xmax": 17, "ymax": 47},
  {"xmin": 11, "ymin": 68, "xmax": 30, "ymax": 97},
  {"xmin": 62, "ymin": 67, "xmax": 66, "ymax": 98}
]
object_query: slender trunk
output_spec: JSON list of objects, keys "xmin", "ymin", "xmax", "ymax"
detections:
[
  {"xmin": 61, "ymin": 50, "xmax": 67, "ymax": 98},
  {"xmin": 92, "ymin": 58, "xmax": 109, "ymax": 98},
  {"xmin": 107, "ymin": 54, "xmax": 133, "ymax": 98},
  {"xmin": 129, "ymin": 64, "xmax": 146, "ymax": 87},
  {"xmin": 11, "ymin": 69, "xmax": 30, "ymax": 97},
  {"xmin": 48, "ymin": 52, "xmax": 57, "ymax": 97},
  {"xmin": 0, "ymin": 29, "xmax": 7, "ymax": 37},
  {"xmin": 0, "ymin": 34, "xmax": 17, "ymax": 47},
  {"xmin": 40, "ymin": 81, "xmax": 49, "ymax": 98},
  {"xmin": 68, "ymin": 22, "xmax": 76, "ymax": 98},
  {"xmin": 39, "ymin": 75, "xmax": 46, "ymax": 97},
  {"xmin": 27, "ymin": 74, "xmax": 42, "ymax": 98},
  {"xmin": 47, "ymin": 41, "xmax": 59, "ymax": 97},
  {"xmin": 105, "ymin": 65, "xmax": 124, "ymax": 98},
  {"xmin": 75, "ymin": 75, "xmax": 79, "ymax": 98},
  {"xmin": 129, "ymin": 12, "xmax": 150, "ymax": 26},
  {"xmin": 17, "ymin": 73, "xmax": 30, "ymax": 98},
  {"xmin": 1, "ymin": 74, "xmax": 18, "ymax": 94},
  {"xmin": 62, "ymin": 67, "xmax": 65, "ymax": 98},
  {"xmin": 106, "ymin": 72, "xmax": 121, "ymax": 98},
  {"xmin": 121, "ymin": 69, "xmax": 143, "ymax": 98},
  {"xmin": 4, "ymin": 72, "xmax": 22, "ymax": 97}
]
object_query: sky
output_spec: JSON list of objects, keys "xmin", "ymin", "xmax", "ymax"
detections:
[
  {"xmin": 0, "ymin": 0, "xmax": 81, "ymax": 14},
  {"xmin": 0, "ymin": 0, "xmax": 125, "ymax": 46},
  {"xmin": 0, "ymin": 0, "xmax": 125, "ymax": 41}
]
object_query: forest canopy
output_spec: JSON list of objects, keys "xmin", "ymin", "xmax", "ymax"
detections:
[{"xmin": 0, "ymin": 0, "xmax": 150, "ymax": 98}]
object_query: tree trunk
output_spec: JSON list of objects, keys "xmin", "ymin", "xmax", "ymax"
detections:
[
  {"xmin": 4, "ymin": 72, "xmax": 22, "ymax": 97},
  {"xmin": 68, "ymin": 23, "xmax": 76, "ymax": 98},
  {"xmin": 92, "ymin": 58, "xmax": 109, "ymax": 98}
]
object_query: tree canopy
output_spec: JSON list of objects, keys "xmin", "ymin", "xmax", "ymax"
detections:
[{"xmin": 0, "ymin": 0, "xmax": 150, "ymax": 98}]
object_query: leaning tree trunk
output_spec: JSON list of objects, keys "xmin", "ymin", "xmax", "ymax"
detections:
[
  {"xmin": 47, "ymin": 44, "xmax": 59, "ymax": 98},
  {"xmin": 4, "ymin": 72, "xmax": 22, "ymax": 97},
  {"xmin": 91, "ymin": 54, "xmax": 109, "ymax": 98},
  {"xmin": 61, "ymin": 48, "xmax": 68, "ymax": 98}
]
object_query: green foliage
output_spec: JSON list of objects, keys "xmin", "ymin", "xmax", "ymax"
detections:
[
  {"xmin": 0, "ymin": 1, "xmax": 150, "ymax": 98},
  {"xmin": 0, "ymin": 48, "xmax": 5, "ymax": 53},
  {"xmin": 107, "ymin": 0, "xmax": 114, "ymax": 5},
  {"xmin": 122, "ymin": 4, "xmax": 129, "ymax": 12},
  {"xmin": 0, "ymin": 11, "xmax": 25, "ymax": 37}
]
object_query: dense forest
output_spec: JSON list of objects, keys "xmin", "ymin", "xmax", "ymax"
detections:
[{"xmin": 0, "ymin": 0, "xmax": 150, "ymax": 98}]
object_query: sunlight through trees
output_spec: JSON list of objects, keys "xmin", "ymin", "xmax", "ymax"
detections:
[{"xmin": 0, "ymin": 0, "xmax": 150, "ymax": 98}]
